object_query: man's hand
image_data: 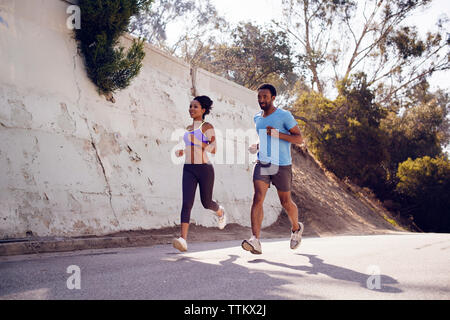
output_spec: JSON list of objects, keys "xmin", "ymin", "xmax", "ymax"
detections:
[
  {"xmin": 266, "ymin": 126, "xmax": 280, "ymax": 138},
  {"xmin": 266, "ymin": 125, "xmax": 304, "ymax": 145}
]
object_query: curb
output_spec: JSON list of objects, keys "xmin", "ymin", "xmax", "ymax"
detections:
[{"xmin": 0, "ymin": 235, "xmax": 173, "ymax": 256}]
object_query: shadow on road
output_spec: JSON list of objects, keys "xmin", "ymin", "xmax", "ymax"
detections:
[
  {"xmin": 248, "ymin": 253, "xmax": 402, "ymax": 294},
  {"xmin": 1, "ymin": 249, "xmax": 318, "ymax": 299},
  {"xmin": 164, "ymin": 253, "xmax": 323, "ymax": 299},
  {"xmin": 0, "ymin": 243, "xmax": 402, "ymax": 299}
]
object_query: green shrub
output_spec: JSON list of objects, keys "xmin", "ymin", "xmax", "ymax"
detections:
[
  {"xmin": 396, "ymin": 156, "xmax": 450, "ymax": 232},
  {"xmin": 75, "ymin": 0, "xmax": 152, "ymax": 95}
]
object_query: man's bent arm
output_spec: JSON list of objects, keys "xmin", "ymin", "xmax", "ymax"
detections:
[{"xmin": 268, "ymin": 125, "xmax": 304, "ymax": 145}]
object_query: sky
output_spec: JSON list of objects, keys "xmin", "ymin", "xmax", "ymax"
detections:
[
  {"xmin": 209, "ymin": 0, "xmax": 449, "ymax": 25},
  {"xmin": 210, "ymin": 0, "xmax": 283, "ymax": 24}
]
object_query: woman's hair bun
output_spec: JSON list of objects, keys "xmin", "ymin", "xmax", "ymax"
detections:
[{"xmin": 194, "ymin": 96, "xmax": 213, "ymax": 118}]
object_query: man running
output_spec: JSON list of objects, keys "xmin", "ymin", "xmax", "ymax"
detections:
[{"xmin": 242, "ymin": 84, "xmax": 304, "ymax": 254}]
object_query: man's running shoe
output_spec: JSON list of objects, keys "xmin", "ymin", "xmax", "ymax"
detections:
[
  {"xmin": 290, "ymin": 222, "xmax": 304, "ymax": 249},
  {"xmin": 241, "ymin": 236, "xmax": 262, "ymax": 254}
]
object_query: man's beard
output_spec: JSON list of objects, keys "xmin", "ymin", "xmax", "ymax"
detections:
[{"xmin": 259, "ymin": 103, "xmax": 271, "ymax": 111}]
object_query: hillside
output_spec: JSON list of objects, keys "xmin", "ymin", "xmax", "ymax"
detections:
[{"xmin": 283, "ymin": 145, "xmax": 406, "ymax": 236}]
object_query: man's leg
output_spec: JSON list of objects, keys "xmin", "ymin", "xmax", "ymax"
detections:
[
  {"xmin": 278, "ymin": 190, "xmax": 304, "ymax": 249},
  {"xmin": 251, "ymin": 180, "xmax": 270, "ymax": 238},
  {"xmin": 272, "ymin": 165, "xmax": 300, "ymax": 232},
  {"xmin": 277, "ymin": 190, "xmax": 300, "ymax": 232}
]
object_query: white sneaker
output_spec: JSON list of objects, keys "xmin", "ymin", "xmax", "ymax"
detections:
[
  {"xmin": 241, "ymin": 236, "xmax": 262, "ymax": 254},
  {"xmin": 217, "ymin": 206, "xmax": 227, "ymax": 230},
  {"xmin": 172, "ymin": 237, "xmax": 188, "ymax": 252},
  {"xmin": 290, "ymin": 222, "xmax": 304, "ymax": 249}
]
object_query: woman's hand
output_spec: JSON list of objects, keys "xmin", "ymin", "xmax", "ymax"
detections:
[
  {"xmin": 248, "ymin": 144, "xmax": 259, "ymax": 154},
  {"xmin": 175, "ymin": 149, "xmax": 184, "ymax": 157}
]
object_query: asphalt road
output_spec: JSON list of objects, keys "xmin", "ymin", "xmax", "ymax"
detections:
[{"xmin": 0, "ymin": 233, "xmax": 449, "ymax": 300}]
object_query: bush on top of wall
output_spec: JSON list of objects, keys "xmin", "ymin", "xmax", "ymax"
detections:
[{"xmin": 75, "ymin": 0, "xmax": 152, "ymax": 98}]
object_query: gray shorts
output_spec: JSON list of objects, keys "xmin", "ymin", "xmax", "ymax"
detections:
[{"xmin": 253, "ymin": 161, "xmax": 292, "ymax": 192}]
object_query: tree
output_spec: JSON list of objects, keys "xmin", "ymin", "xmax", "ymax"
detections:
[
  {"xmin": 380, "ymin": 80, "xmax": 450, "ymax": 195},
  {"xmin": 277, "ymin": 0, "xmax": 357, "ymax": 93},
  {"xmin": 396, "ymin": 155, "xmax": 450, "ymax": 232},
  {"xmin": 194, "ymin": 22, "xmax": 297, "ymax": 91},
  {"xmin": 292, "ymin": 73, "xmax": 388, "ymax": 188},
  {"xmin": 129, "ymin": 0, "xmax": 227, "ymax": 55},
  {"xmin": 278, "ymin": 0, "xmax": 449, "ymax": 103},
  {"xmin": 129, "ymin": 0, "xmax": 196, "ymax": 43},
  {"xmin": 76, "ymin": 0, "xmax": 152, "ymax": 95},
  {"xmin": 130, "ymin": 2, "xmax": 301, "ymax": 99}
]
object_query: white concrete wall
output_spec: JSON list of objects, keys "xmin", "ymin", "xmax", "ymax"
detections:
[{"xmin": 0, "ymin": 0, "xmax": 282, "ymax": 238}]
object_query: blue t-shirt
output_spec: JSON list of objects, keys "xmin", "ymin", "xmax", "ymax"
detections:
[{"xmin": 254, "ymin": 108, "xmax": 298, "ymax": 166}]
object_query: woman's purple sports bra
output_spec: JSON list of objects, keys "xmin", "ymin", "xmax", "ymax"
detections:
[{"xmin": 183, "ymin": 121, "xmax": 210, "ymax": 147}]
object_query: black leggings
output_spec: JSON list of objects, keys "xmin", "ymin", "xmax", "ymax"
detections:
[{"xmin": 181, "ymin": 164, "xmax": 219, "ymax": 223}]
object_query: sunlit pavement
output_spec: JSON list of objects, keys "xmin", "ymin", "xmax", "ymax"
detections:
[{"xmin": 1, "ymin": 233, "xmax": 449, "ymax": 300}]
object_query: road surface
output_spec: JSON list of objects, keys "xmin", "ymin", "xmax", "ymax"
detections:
[{"xmin": 0, "ymin": 233, "xmax": 449, "ymax": 300}]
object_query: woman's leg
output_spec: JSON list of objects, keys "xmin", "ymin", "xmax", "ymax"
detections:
[
  {"xmin": 180, "ymin": 165, "xmax": 198, "ymax": 239},
  {"xmin": 198, "ymin": 164, "xmax": 220, "ymax": 214},
  {"xmin": 181, "ymin": 223, "xmax": 189, "ymax": 240}
]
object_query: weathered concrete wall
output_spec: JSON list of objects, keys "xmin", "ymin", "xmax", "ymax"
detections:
[{"xmin": 0, "ymin": 0, "xmax": 282, "ymax": 238}]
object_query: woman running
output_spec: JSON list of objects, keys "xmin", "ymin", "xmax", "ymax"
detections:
[{"xmin": 173, "ymin": 95, "xmax": 226, "ymax": 252}]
